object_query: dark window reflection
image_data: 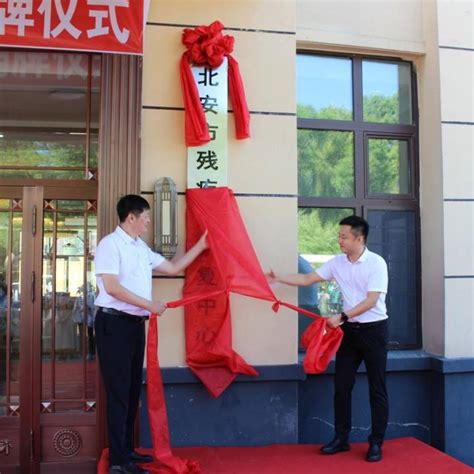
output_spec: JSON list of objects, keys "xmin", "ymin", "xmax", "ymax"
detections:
[{"xmin": 368, "ymin": 210, "xmax": 417, "ymax": 347}]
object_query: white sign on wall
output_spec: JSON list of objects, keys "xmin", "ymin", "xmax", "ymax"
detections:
[{"xmin": 187, "ymin": 58, "xmax": 228, "ymax": 189}]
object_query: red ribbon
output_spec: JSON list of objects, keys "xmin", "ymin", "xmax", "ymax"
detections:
[
  {"xmin": 142, "ymin": 313, "xmax": 201, "ymax": 473},
  {"xmin": 165, "ymin": 188, "xmax": 343, "ymax": 395},
  {"xmin": 96, "ymin": 313, "xmax": 201, "ymax": 474},
  {"xmin": 180, "ymin": 20, "xmax": 250, "ymax": 147}
]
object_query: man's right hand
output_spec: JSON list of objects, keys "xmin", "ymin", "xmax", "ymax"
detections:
[
  {"xmin": 265, "ymin": 270, "xmax": 278, "ymax": 284},
  {"xmin": 149, "ymin": 300, "xmax": 167, "ymax": 316}
]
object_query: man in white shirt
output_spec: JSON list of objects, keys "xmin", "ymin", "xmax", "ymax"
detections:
[
  {"xmin": 95, "ymin": 195, "xmax": 208, "ymax": 474},
  {"xmin": 267, "ymin": 215, "xmax": 389, "ymax": 462}
]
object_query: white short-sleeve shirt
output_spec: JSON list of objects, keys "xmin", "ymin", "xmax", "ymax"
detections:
[
  {"xmin": 316, "ymin": 248, "xmax": 388, "ymax": 323},
  {"xmin": 94, "ymin": 226, "xmax": 165, "ymax": 316}
]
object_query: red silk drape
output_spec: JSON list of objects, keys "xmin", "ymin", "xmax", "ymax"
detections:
[
  {"xmin": 98, "ymin": 187, "xmax": 343, "ymax": 472},
  {"xmin": 166, "ymin": 187, "xmax": 343, "ymax": 396},
  {"xmin": 142, "ymin": 313, "xmax": 201, "ymax": 473},
  {"xmin": 180, "ymin": 20, "xmax": 250, "ymax": 147}
]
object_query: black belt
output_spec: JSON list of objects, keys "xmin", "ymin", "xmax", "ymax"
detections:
[
  {"xmin": 345, "ymin": 319, "xmax": 387, "ymax": 329},
  {"xmin": 98, "ymin": 307, "xmax": 148, "ymax": 323}
]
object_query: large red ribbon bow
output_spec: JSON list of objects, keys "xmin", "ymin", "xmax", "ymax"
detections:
[{"xmin": 180, "ymin": 20, "xmax": 250, "ymax": 146}]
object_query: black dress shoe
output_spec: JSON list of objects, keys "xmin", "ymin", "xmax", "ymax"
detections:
[
  {"xmin": 109, "ymin": 462, "xmax": 150, "ymax": 474},
  {"xmin": 320, "ymin": 437, "xmax": 350, "ymax": 454},
  {"xmin": 366, "ymin": 443, "xmax": 382, "ymax": 462},
  {"xmin": 130, "ymin": 451, "xmax": 153, "ymax": 464}
]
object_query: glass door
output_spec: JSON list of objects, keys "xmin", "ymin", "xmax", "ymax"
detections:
[
  {"xmin": 38, "ymin": 191, "xmax": 98, "ymax": 473},
  {"xmin": 0, "ymin": 186, "xmax": 98, "ymax": 473},
  {"xmin": 0, "ymin": 191, "xmax": 23, "ymax": 473}
]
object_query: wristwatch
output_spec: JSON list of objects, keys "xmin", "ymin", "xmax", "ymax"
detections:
[{"xmin": 340, "ymin": 311, "xmax": 349, "ymax": 323}]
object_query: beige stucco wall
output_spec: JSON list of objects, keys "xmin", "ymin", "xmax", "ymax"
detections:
[
  {"xmin": 142, "ymin": 0, "xmax": 298, "ymax": 367},
  {"xmin": 436, "ymin": 0, "xmax": 474, "ymax": 357},
  {"xmin": 297, "ymin": 0, "xmax": 425, "ymax": 54},
  {"xmin": 417, "ymin": 0, "xmax": 445, "ymax": 356},
  {"xmin": 141, "ymin": 0, "xmax": 473, "ymax": 364}
]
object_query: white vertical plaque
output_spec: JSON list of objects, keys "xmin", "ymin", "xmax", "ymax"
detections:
[{"xmin": 187, "ymin": 58, "xmax": 228, "ymax": 189}]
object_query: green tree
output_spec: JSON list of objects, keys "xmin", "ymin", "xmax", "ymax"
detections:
[{"xmin": 297, "ymin": 93, "xmax": 401, "ymax": 254}]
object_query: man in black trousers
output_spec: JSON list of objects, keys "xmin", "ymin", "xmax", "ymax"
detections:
[
  {"xmin": 267, "ymin": 215, "xmax": 389, "ymax": 462},
  {"xmin": 95, "ymin": 195, "xmax": 208, "ymax": 474}
]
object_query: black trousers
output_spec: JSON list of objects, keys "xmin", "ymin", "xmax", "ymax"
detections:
[
  {"xmin": 95, "ymin": 309, "xmax": 146, "ymax": 465},
  {"xmin": 334, "ymin": 319, "xmax": 388, "ymax": 445}
]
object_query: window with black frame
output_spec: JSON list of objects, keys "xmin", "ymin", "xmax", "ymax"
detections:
[{"xmin": 296, "ymin": 53, "xmax": 420, "ymax": 349}]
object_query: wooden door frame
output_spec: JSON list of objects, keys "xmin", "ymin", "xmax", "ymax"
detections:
[{"xmin": 18, "ymin": 187, "xmax": 44, "ymax": 473}]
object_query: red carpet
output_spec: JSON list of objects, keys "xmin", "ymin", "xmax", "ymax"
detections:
[{"xmin": 99, "ymin": 438, "xmax": 473, "ymax": 473}]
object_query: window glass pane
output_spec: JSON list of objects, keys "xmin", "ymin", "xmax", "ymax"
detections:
[
  {"xmin": 298, "ymin": 130, "xmax": 354, "ymax": 197},
  {"xmin": 367, "ymin": 210, "xmax": 417, "ymax": 347},
  {"xmin": 0, "ymin": 130, "xmax": 87, "ymax": 168},
  {"xmin": 368, "ymin": 138, "xmax": 410, "ymax": 195},
  {"xmin": 0, "ymin": 51, "xmax": 100, "ymax": 179},
  {"xmin": 0, "ymin": 169, "xmax": 85, "ymax": 180},
  {"xmin": 298, "ymin": 208, "xmax": 354, "ymax": 344},
  {"xmin": 57, "ymin": 200, "xmax": 86, "ymax": 211},
  {"xmin": 297, "ymin": 55, "xmax": 353, "ymax": 120},
  {"xmin": 89, "ymin": 55, "xmax": 101, "ymax": 170},
  {"xmin": 363, "ymin": 60, "xmax": 412, "ymax": 124}
]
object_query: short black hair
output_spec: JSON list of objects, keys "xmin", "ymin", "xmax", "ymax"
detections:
[
  {"xmin": 339, "ymin": 215, "xmax": 369, "ymax": 243},
  {"xmin": 116, "ymin": 194, "xmax": 150, "ymax": 223}
]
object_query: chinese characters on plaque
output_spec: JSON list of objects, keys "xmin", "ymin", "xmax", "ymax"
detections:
[{"xmin": 187, "ymin": 58, "xmax": 228, "ymax": 189}]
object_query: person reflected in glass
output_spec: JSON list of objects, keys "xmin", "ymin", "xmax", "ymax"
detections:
[
  {"xmin": 267, "ymin": 216, "xmax": 389, "ymax": 462},
  {"xmin": 297, "ymin": 255, "xmax": 320, "ymax": 338},
  {"xmin": 72, "ymin": 283, "xmax": 96, "ymax": 360}
]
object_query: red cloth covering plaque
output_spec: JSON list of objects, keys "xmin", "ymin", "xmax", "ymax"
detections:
[{"xmin": 167, "ymin": 187, "xmax": 343, "ymax": 396}]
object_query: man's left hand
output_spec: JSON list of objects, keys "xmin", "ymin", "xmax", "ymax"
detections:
[
  {"xmin": 197, "ymin": 229, "xmax": 209, "ymax": 251},
  {"xmin": 327, "ymin": 314, "xmax": 343, "ymax": 329}
]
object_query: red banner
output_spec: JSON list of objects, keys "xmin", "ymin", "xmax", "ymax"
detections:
[{"xmin": 0, "ymin": 0, "xmax": 147, "ymax": 55}]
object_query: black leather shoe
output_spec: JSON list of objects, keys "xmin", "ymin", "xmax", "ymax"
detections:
[
  {"xmin": 366, "ymin": 443, "xmax": 382, "ymax": 462},
  {"xmin": 130, "ymin": 451, "xmax": 153, "ymax": 464},
  {"xmin": 320, "ymin": 437, "xmax": 350, "ymax": 454},
  {"xmin": 109, "ymin": 463, "xmax": 150, "ymax": 474}
]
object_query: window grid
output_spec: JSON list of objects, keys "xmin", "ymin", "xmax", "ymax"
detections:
[{"xmin": 297, "ymin": 52, "xmax": 421, "ymax": 349}]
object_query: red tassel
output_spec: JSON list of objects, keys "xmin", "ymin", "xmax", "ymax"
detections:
[
  {"xmin": 144, "ymin": 313, "xmax": 201, "ymax": 473},
  {"xmin": 228, "ymin": 55, "xmax": 250, "ymax": 139},
  {"xmin": 180, "ymin": 54, "xmax": 210, "ymax": 147},
  {"xmin": 179, "ymin": 21, "xmax": 251, "ymax": 147},
  {"xmin": 301, "ymin": 320, "xmax": 343, "ymax": 374}
]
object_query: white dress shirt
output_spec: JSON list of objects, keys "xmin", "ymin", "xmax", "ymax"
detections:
[
  {"xmin": 316, "ymin": 248, "xmax": 388, "ymax": 323},
  {"xmin": 94, "ymin": 226, "xmax": 165, "ymax": 316}
]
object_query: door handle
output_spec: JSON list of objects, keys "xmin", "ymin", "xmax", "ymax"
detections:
[
  {"xmin": 32, "ymin": 205, "xmax": 37, "ymax": 236},
  {"xmin": 31, "ymin": 271, "xmax": 35, "ymax": 303}
]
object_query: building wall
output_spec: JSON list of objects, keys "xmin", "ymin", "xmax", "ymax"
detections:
[
  {"xmin": 296, "ymin": 0, "xmax": 425, "ymax": 54},
  {"xmin": 137, "ymin": 0, "xmax": 474, "ymax": 467},
  {"xmin": 436, "ymin": 0, "xmax": 474, "ymax": 358},
  {"xmin": 141, "ymin": 0, "xmax": 298, "ymax": 367}
]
